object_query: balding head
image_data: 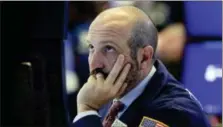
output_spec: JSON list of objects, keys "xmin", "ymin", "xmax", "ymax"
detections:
[
  {"xmin": 90, "ymin": 6, "xmax": 158, "ymax": 61},
  {"xmin": 87, "ymin": 6, "xmax": 158, "ymax": 92},
  {"xmin": 92, "ymin": 6, "xmax": 150, "ymax": 26}
]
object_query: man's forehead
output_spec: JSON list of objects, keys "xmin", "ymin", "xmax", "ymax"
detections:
[
  {"xmin": 88, "ymin": 21, "xmax": 132, "ymax": 42},
  {"xmin": 90, "ymin": 20, "xmax": 132, "ymax": 33},
  {"xmin": 86, "ymin": 39, "xmax": 115, "ymax": 45}
]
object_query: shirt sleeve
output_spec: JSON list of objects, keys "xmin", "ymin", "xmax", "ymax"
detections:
[{"xmin": 73, "ymin": 110, "xmax": 100, "ymax": 123}]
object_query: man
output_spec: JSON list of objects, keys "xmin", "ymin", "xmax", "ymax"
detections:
[{"xmin": 72, "ymin": 6, "xmax": 211, "ymax": 127}]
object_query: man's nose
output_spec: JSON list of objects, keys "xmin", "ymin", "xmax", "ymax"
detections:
[{"xmin": 89, "ymin": 51, "xmax": 105, "ymax": 70}]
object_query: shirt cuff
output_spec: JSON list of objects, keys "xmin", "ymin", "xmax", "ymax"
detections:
[{"xmin": 73, "ymin": 110, "xmax": 100, "ymax": 123}]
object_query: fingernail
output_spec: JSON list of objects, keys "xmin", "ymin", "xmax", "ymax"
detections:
[{"xmin": 96, "ymin": 73, "xmax": 102, "ymax": 78}]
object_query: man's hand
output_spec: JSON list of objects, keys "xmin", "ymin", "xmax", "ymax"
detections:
[{"xmin": 77, "ymin": 55, "xmax": 131, "ymax": 113}]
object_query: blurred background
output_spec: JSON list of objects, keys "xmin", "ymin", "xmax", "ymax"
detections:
[{"xmin": 1, "ymin": 1, "xmax": 222, "ymax": 127}]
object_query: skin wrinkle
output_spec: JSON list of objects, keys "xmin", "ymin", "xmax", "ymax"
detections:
[{"xmin": 89, "ymin": 30, "xmax": 127, "ymax": 39}]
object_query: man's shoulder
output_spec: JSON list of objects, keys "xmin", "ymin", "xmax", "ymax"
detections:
[
  {"xmin": 150, "ymin": 81, "xmax": 202, "ymax": 111},
  {"xmin": 140, "ymin": 82, "xmax": 210, "ymax": 127}
]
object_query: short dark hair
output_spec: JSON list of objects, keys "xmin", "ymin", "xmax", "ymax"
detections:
[{"xmin": 127, "ymin": 20, "xmax": 158, "ymax": 63}]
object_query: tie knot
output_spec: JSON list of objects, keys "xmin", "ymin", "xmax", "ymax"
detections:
[{"xmin": 110, "ymin": 101, "xmax": 125, "ymax": 112}]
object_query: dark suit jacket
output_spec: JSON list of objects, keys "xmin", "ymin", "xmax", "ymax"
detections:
[{"xmin": 72, "ymin": 60, "xmax": 211, "ymax": 127}]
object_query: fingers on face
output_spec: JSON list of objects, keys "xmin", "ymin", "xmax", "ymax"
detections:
[
  {"xmin": 106, "ymin": 54, "xmax": 125, "ymax": 84},
  {"xmin": 96, "ymin": 73, "xmax": 104, "ymax": 85},
  {"xmin": 97, "ymin": 54, "xmax": 131, "ymax": 97},
  {"xmin": 88, "ymin": 75, "xmax": 95, "ymax": 82},
  {"xmin": 113, "ymin": 63, "xmax": 131, "ymax": 92},
  {"xmin": 116, "ymin": 82, "xmax": 128, "ymax": 97}
]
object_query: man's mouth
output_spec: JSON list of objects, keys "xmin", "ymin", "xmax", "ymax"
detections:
[{"xmin": 91, "ymin": 68, "xmax": 109, "ymax": 79}]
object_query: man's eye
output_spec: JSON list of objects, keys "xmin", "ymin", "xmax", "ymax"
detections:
[{"xmin": 104, "ymin": 45, "xmax": 115, "ymax": 52}]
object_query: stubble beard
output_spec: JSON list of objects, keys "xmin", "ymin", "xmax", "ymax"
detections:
[{"xmin": 118, "ymin": 60, "xmax": 141, "ymax": 98}]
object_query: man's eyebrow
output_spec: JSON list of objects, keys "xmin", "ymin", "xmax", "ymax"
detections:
[{"xmin": 86, "ymin": 40, "xmax": 122, "ymax": 50}]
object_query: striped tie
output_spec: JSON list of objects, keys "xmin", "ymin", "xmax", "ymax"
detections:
[{"xmin": 102, "ymin": 101, "xmax": 124, "ymax": 127}]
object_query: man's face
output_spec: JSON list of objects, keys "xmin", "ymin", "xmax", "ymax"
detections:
[{"xmin": 87, "ymin": 21, "xmax": 141, "ymax": 88}]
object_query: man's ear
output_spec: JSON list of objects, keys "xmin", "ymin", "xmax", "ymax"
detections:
[{"xmin": 140, "ymin": 45, "xmax": 153, "ymax": 69}]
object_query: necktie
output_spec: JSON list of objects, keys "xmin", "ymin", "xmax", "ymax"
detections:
[{"xmin": 102, "ymin": 101, "xmax": 125, "ymax": 127}]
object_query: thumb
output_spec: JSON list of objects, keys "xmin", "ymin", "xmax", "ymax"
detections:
[{"xmin": 87, "ymin": 75, "xmax": 96, "ymax": 83}]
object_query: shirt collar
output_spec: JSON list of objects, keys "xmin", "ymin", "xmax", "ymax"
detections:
[{"xmin": 114, "ymin": 65, "xmax": 156, "ymax": 108}]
